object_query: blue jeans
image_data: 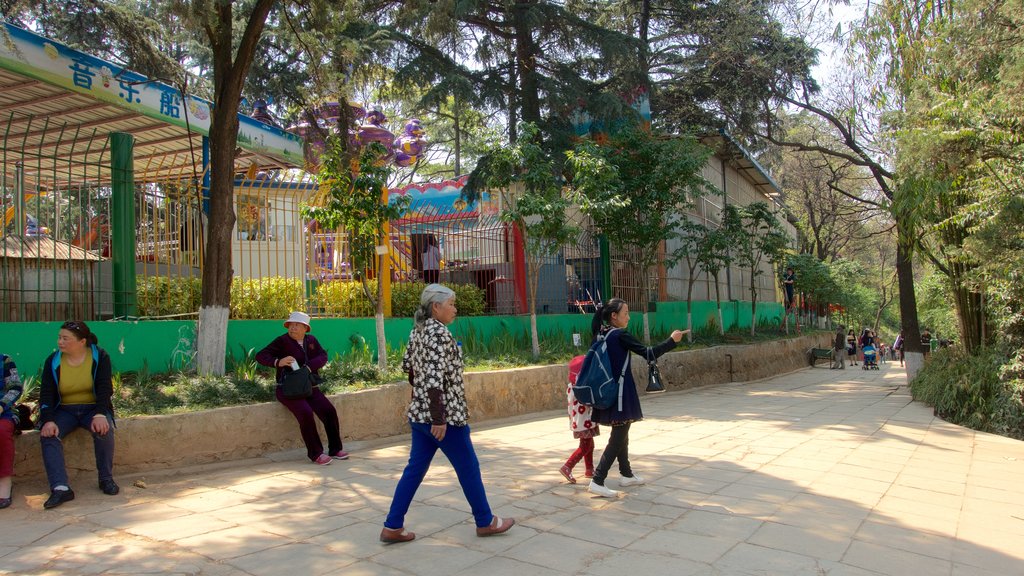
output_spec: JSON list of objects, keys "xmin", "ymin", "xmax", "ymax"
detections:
[
  {"xmin": 40, "ymin": 404, "xmax": 115, "ymax": 490},
  {"xmin": 385, "ymin": 421, "xmax": 493, "ymax": 529}
]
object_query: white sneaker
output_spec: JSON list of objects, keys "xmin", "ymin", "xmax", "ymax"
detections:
[
  {"xmin": 619, "ymin": 475, "xmax": 646, "ymax": 487},
  {"xmin": 588, "ymin": 481, "xmax": 619, "ymax": 498}
]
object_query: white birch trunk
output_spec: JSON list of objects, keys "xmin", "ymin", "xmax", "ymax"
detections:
[
  {"xmin": 904, "ymin": 351, "xmax": 925, "ymax": 382},
  {"xmin": 196, "ymin": 306, "xmax": 229, "ymax": 376},
  {"xmin": 376, "ymin": 312, "xmax": 387, "ymax": 371},
  {"xmin": 530, "ymin": 312, "xmax": 540, "ymax": 359}
]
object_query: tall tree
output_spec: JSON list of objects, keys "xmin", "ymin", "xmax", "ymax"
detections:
[
  {"xmin": 725, "ymin": 202, "xmax": 789, "ymax": 336},
  {"xmin": 570, "ymin": 125, "xmax": 712, "ymax": 342},
  {"xmin": 470, "ymin": 122, "xmax": 577, "ymax": 359},
  {"xmin": 303, "ymin": 139, "xmax": 409, "ymax": 371}
]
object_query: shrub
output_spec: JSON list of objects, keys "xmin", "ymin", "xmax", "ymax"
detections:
[
  {"xmin": 136, "ymin": 276, "xmax": 202, "ymax": 317},
  {"xmin": 911, "ymin": 346, "xmax": 1024, "ymax": 440},
  {"xmin": 231, "ymin": 277, "xmax": 303, "ymax": 319},
  {"xmin": 314, "ymin": 279, "xmax": 377, "ymax": 317},
  {"xmin": 391, "ymin": 281, "xmax": 486, "ymax": 318}
]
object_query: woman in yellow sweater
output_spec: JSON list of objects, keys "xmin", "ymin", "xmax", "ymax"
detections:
[{"xmin": 38, "ymin": 321, "xmax": 117, "ymax": 509}]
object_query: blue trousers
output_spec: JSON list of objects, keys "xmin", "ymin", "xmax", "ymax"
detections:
[
  {"xmin": 40, "ymin": 404, "xmax": 115, "ymax": 490},
  {"xmin": 385, "ymin": 421, "xmax": 493, "ymax": 529}
]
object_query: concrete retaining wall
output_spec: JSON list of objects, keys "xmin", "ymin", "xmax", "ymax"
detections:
[{"xmin": 13, "ymin": 333, "xmax": 830, "ymax": 480}]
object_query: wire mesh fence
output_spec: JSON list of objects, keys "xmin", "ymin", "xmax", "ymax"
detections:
[
  {"xmin": 2, "ymin": 110, "xmax": 773, "ymax": 323},
  {"xmin": 1, "ymin": 111, "xmax": 110, "ymax": 321}
]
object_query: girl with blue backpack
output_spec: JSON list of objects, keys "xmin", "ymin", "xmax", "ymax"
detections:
[{"xmin": 587, "ymin": 298, "xmax": 686, "ymax": 497}]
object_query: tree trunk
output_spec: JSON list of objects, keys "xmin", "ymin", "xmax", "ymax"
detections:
[
  {"xmin": 530, "ymin": 312, "xmax": 539, "ymax": 359},
  {"xmin": 196, "ymin": 87, "xmax": 240, "ymax": 376},
  {"xmin": 513, "ymin": 0, "xmax": 541, "ymax": 125},
  {"xmin": 951, "ymin": 281, "xmax": 984, "ymax": 353},
  {"xmin": 714, "ymin": 274, "xmax": 724, "ymax": 335},
  {"xmin": 528, "ymin": 254, "xmax": 540, "ymax": 359},
  {"xmin": 376, "ymin": 256, "xmax": 387, "ymax": 371},
  {"xmin": 196, "ymin": 0, "xmax": 274, "ymax": 376},
  {"xmin": 750, "ymin": 271, "xmax": 757, "ymax": 337},
  {"xmin": 685, "ymin": 277, "xmax": 695, "ymax": 343},
  {"xmin": 895, "ymin": 225, "xmax": 924, "ymax": 380}
]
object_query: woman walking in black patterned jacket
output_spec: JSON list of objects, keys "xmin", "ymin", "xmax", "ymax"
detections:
[{"xmin": 380, "ymin": 284, "xmax": 514, "ymax": 543}]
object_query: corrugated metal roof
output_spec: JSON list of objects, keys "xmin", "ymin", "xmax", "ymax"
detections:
[
  {"xmin": 0, "ymin": 23, "xmax": 303, "ymax": 188},
  {"xmin": 1, "ymin": 235, "xmax": 102, "ymax": 260}
]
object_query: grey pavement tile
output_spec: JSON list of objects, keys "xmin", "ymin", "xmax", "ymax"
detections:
[
  {"xmin": 950, "ymin": 534, "xmax": 1024, "ymax": 573},
  {"xmin": 548, "ymin": 511, "xmax": 654, "ymax": 547},
  {"xmin": 124, "ymin": 513, "xmax": 240, "ymax": 541},
  {"xmin": 504, "ymin": 532, "xmax": 617, "ymax": 571},
  {"xmin": 666, "ymin": 509, "xmax": 763, "ymax": 541},
  {"xmin": 853, "ymin": 519, "xmax": 955, "ymax": 561},
  {"xmin": 28, "ymin": 524, "xmax": 108, "ymax": 550},
  {"xmin": 841, "ymin": 539, "xmax": 953, "ymax": 576},
  {"xmin": 226, "ymin": 541, "xmax": 359, "ymax": 576},
  {"xmin": 747, "ymin": 520, "xmax": 853, "ymax": 561},
  {"xmin": 87, "ymin": 501, "xmax": 193, "ymax": 530},
  {"xmin": 318, "ymin": 560, "xmax": 416, "ymax": 576},
  {"xmin": 164, "ymin": 487, "xmax": 261, "ymax": 514},
  {"xmin": 0, "ymin": 519, "xmax": 64, "ymax": 546},
  {"xmin": 372, "ymin": 536, "xmax": 492, "ymax": 576},
  {"xmin": 587, "ymin": 549, "xmax": 708, "ymax": 576},
  {"xmin": 308, "ymin": 520, "xmax": 399, "ymax": 560},
  {"xmin": 174, "ymin": 525, "xmax": 293, "ymax": 561},
  {"xmin": 714, "ymin": 542, "xmax": 843, "ymax": 576},
  {"xmin": 694, "ymin": 494, "xmax": 787, "ymax": 520},
  {"xmin": 453, "ymin": 555, "xmax": 569, "ymax": 576},
  {"xmin": 626, "ymin": 526, "xmax": 735, "ymax": 564}
]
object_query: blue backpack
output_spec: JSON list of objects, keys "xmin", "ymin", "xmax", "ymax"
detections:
[{"xmin": 571, "ymin": 328, "xmax": 628, "ymax": 411}]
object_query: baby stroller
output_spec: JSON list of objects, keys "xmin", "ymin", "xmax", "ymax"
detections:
[{"xmin": 861, "ymin": 344, "xmax": 879, "ymax": 370}]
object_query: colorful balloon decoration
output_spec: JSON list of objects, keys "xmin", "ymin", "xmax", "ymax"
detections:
[
  {"xmin": 393, "ymin": 119, "xmax": 426, "ymax": 167},
  {"xmin": 284, "ymin": 101, "xmax": 426, "ymax": 172}
]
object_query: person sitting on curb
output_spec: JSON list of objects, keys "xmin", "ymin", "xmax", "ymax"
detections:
[
  {"xmin": 1, "ymin": 353, "xmax": 24, "ymax": 509},
  {"xmin": 39, "ymin": 321, "xmax": 119, "ymax": 509}
]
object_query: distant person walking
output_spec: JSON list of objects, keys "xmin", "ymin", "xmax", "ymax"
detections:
[
  {"xmin": 846, "ymin": 329, "xmax": 858, "ymax": 367},
  {"xmin": 783, "ymin": 267, "xmax": 796, "ymax": 311},
  {"xmin": 893, "ymin": 330, "xmax": 905, "ymax": 366},
  {"xmin": 421, "ymin": 236, "xmax": 441, "ymax": 284},
  {"xmin": 831, "ymin": 326, "xmax": 846, "ymax": 369}
]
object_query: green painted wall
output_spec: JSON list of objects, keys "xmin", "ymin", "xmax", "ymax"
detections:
[{"xmin": 0, "ymin": 299, "xmax": 785, "ymax": 376}]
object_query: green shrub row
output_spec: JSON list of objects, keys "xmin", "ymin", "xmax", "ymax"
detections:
[
  {"xmin": 910, "ymin": 346, "xmax": 1024, "ymax": 440},
  {"xmin": 136, "ymin": 276, "xmax": 487, "ymax": 319}
]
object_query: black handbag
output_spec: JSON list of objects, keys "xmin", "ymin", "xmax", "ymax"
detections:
[
  {"xmin": 645, "ymin": 349, "xmax": 665, "ymax": 393},
  {"xmin": 280, "ymin": 366, "xmax": 312, "ymax": 399}
]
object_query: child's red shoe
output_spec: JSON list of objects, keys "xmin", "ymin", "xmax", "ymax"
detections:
[{"xmin": 559, "ymin": 465, "xmax": 577, "ymax": 484}]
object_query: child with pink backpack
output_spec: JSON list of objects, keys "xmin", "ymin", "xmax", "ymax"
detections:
[{"xmin": 560, "ymin": 355, "xmax": 600, "ymax": 483}]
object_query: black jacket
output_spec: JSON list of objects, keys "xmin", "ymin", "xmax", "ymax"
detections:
[{"xmin": 39, "ymin": 345, "xmax": 115, "ymax": 425}]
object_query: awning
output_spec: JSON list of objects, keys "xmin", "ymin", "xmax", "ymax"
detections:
[{"xmin": 0, "ymin": 22, "xmax": 304, "ymax": 187}]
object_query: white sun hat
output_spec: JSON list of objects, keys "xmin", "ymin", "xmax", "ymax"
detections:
[{"xmin": 284, "ymin": 311, "xmax": 312, "ymax": 332}]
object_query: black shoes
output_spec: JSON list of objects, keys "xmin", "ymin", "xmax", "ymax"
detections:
[
  {"xmin": 44, "ymin": 489, "xmax": 75, "ymax": 509},
  {"xmin": 99, "ymin": 479, "xmax": 120, "ymax": 495},
  {"xmin": 0, "ymin": 488, "xmax": 11, "ymax": 509}
]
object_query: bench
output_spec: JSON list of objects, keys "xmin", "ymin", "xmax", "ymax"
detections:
[{"xmin": 806, "ymin": 347, "xmax": 834, "ymax": 367}]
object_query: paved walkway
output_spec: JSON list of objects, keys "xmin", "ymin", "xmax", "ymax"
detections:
[{"xmin": 2, "ymin": 361, "xmax": 1023, "ymax": 576}]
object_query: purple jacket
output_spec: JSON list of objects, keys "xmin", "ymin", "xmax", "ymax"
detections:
[{"xmin": 255, "ymin": 334, "xmax": 328, "ymax": 383}]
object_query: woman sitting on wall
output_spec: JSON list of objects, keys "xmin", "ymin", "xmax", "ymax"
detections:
[
  {"xmin": 256, "ymin": 312, "xmax": 348, "ymax": 465},
  {"xmin": 38, "ymin": 321, "xmax": 119, "ymax": 509},
  {"xmin": 1, "ymin": 353, "xmax": 24, "ymax": 509}
]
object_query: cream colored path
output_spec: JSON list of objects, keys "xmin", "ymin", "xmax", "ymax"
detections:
[{"xmin": 2, "ymin": 361, "xmax": 1023, "ymax": 575}]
